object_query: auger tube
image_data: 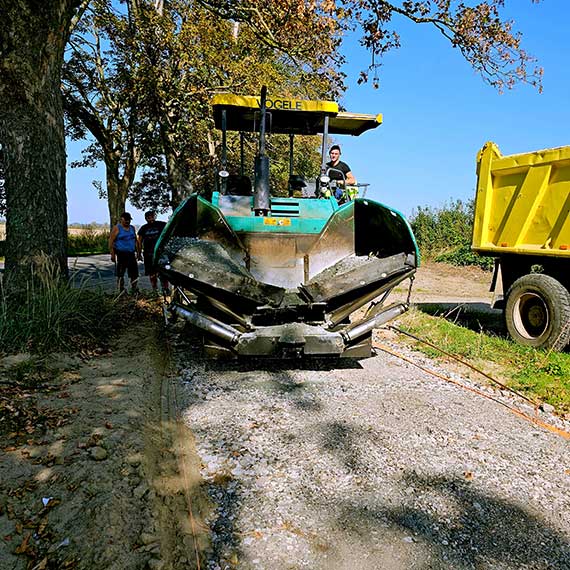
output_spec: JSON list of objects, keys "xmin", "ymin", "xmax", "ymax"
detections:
[
  {"xmin": 341, "ymin": 303, "xmax": 408, "ymax": 343},
  {"xmin": 171, "ymin": 304, "xmax": 241, "ymax": 345}
]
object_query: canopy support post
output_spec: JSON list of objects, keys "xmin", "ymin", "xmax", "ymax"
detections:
[{"xmin": 220, "ymin": 109, "xmax": 228, "ymax": 194}]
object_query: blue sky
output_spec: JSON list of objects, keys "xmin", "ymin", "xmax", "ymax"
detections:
[{"xmin": 66, "ymin": 0, "xmax": 569, "ymax": 225}]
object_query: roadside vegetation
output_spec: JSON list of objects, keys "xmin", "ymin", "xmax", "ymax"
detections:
[
  {"xmin": 67, "ymin": 228, "xmax": 108, "ymax": 256},
  {"xmin": 1, "ymin": 224, "xmax": 109, "ymax": 259},
  {"xmin": 409, "ymin": 199, "xmax": 493, "ymax": 270},
  {"xmin": 404, "ymin": 200, "xmax": 570, "ymax": 414},
  {"xmin": 0, "ymin": 257, "xmax": 155, "ymax": 356}
]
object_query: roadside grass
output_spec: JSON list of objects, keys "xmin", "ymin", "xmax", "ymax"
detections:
[
  {"xmin": 67, "ymin": 230, "xmax": 108, "ymax": 256},
  {"xmin": 0, "ymin": 257, "xmax": 159, "ymax": 357},
  {"xmin": 0, "ymin": 266, "xmax": 115, "ymax": 355},
  {"xmin": 395, "ymin": 308, "xmax": 570, "ymax": 414},
  {"xmin": 1, "ymin": 231, "xmax": 109, "ymax": 259}
]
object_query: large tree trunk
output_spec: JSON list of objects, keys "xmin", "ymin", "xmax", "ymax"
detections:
[{"xmin": 0, "ymin": 1, "xmax": 82, "ymax": 291}]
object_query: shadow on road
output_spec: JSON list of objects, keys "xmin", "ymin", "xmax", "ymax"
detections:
[
  {"xmin": 333, "ymin": 470, "xmax": 570, "ymax": 569},
  {"xmin": 414, "ymin": 301, "xmax": 506, "ymax": 338}
]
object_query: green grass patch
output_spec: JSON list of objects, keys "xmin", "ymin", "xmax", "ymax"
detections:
[
  {"xmin": 0, "ymin": 259, "xmax": 118, "ymax": 355},
  {"xmin": 2, "ymin": 233, "xmax": 108, "ymax": 258},
  {"xmin": 435, "ymin": 244, "xmax": 494, "ymax": 271},
  {"xmin": 396, "ymin": 309, "xmax": 570, "ymax": 414},
  {"xmin": 67, "ymin": 230, "xmax": 108, "ymax": 256}
]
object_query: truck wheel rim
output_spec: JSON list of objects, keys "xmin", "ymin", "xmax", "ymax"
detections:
[{"xmin": 513, "ymin": 293, "xmax": 549, "ymax": 340}]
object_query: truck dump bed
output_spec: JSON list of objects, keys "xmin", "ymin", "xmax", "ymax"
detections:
[{"xmin": 472, "ymin": 142, "xmax": 570, "ymax": 258}]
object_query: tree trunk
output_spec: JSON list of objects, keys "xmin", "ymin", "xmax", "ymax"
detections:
[
  {"xmin": 160, "ymin": 123, "xmax": 193, "ymax": 208},
  {"xmin": 106, "ymin": 162, "xmax": 127, "ymax": 228},
  {"xmin": 0, "ymin": 1, "xmax": 82, "ymax": 291},
  {"xmin": 167, "ymin": 155, "xmax": 194, "ymax": 209},
  {"xmin": 1, "ymin": 94, "xmax": 68, "ymax": 285},
  {"xmin": 105, "ymin": 152, "xmax": 138, "ymax": 227}
]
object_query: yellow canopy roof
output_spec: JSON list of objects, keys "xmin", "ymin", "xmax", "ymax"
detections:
[
  {"xmin": 211, "ymin": 94, "xmax": 382, "ymax": 136},
  {"xmin": 329, "ymin": 112, "xmax": 383, "ymax": 136}
]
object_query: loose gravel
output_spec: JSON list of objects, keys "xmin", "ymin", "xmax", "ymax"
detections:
[{"xmin": 174, "ymin": 342, "xmax": 570, "ymax": 570}]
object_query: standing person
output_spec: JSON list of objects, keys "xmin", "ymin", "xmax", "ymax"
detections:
[
  {"xmin": 109, "ymin": 211, "xmax": 140, "ymax": 294},
  {"xmin": 326, "ymin": 144, "xmax": 356, "ymax": 186},
  {"xmin": 137, "ymin": 210, "xmax": 170, "ymax": 295}
]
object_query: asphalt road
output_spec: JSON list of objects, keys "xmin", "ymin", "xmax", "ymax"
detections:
[
  {"xmin": 171, "ymin": 336, "xmax": 570, "ymax": 570},
  {"xmin": 0, "ymin": 254, "xmax": 152, "ymax": 292}
]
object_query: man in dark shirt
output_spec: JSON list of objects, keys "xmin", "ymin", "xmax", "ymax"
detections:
[
  {"xmin": 137, "ymin": 210, "xmax": 169, "ymax": 295},
  {"xmin": 326, "ymin": 145, "xmax": 356, "ymax": 186}
]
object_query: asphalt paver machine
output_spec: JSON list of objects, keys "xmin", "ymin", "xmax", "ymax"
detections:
[{"xmin": 156, "ymin": 88, "xmax": 419, "ymax": 358}]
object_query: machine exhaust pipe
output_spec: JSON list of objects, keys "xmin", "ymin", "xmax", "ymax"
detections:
[
  {"xmin": 171, "ymin": 304, "xmax": 241, "ymax": 345},
  {"xmin": 254, "ymin": 86, "xmax": 270, "ymax": 216},
  {"xmin": 341, "ymin": 303, "xmax": 408, "ymax": 344}
]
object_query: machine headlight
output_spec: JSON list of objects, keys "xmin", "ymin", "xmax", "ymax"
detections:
[{"xmin": 320, "ymin": 175, "xmax": 330, "ymax": 184}]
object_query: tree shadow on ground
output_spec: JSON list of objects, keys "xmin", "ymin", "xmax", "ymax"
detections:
[
  {"xmin": 334, "ymin": 469, "xmax": 570, "ymax": 569},
  {"xmin": 415, "ymin": 302, "xmax": 506, "ymax": 338},
  {"xmin": 203, "ymin": 356, "xmax": 364, "ymax": 373}
]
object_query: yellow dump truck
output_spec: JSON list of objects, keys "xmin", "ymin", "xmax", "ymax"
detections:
[{"xmin": 472, "ymin": 142, "xmax": 570, "ymax": 350}]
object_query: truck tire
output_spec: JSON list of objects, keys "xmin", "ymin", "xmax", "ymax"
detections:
[{"xmin": 505, "ymin": 274, "xmax": 570, "ymax": 351}]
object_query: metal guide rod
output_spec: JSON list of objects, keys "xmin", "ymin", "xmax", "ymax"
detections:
[
  {"xmin": 341, "ymin": 303, "xmax": 408, "ymax": 343},
  {"xmin": 171, "ymin": 304, "xmax": 241, "ymax": 345},
  {"xmin": 259, "ymin": 86, "xmax": 267, "ymax": 155},
  {"xmin": 320, "ymin": 115, "xmax": 329, "ymax": 173},
  {"xmin": 254, "ymin": 86, "xmax": 270, "ymax": 215},
  {"xmin": 221, "ymin": 109, "xmax": 228, "ymax": 194},
  {"xmin": 288, "ymin": 134, "xmax": 295, "ymax": 197},
  {"xmin": 221, "ymin": 109, "xmax": 227, "ymax": 169},
  {"xmin": 240, "ymin": 132, "xmax": 244, "ymax": 176}
]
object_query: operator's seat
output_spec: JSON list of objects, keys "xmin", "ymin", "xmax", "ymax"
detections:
[
  {"xmin": 227, "ymin": 175, "xmax": 252, "ymax": 196},
  {"xmin": 289, "ymin": 174, "xmax": 311, "ymax": 198},
  {"xmin": 303, "ymin": 180, "xmax": 317, "ymax": 197}
]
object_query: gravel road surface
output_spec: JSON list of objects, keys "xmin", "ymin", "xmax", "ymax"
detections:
[{"xmin": 171, "ymin": 339, "xmax": 570, "ymax": 570}]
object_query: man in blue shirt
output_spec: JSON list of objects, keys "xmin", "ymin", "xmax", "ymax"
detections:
[{"xmin": 109, "ymin": 211, "xmax": 140, "ymax": 294}]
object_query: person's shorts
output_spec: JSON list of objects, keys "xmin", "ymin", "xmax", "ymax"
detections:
[
  {"xmin": 115, "ymin": 251, "xmax": 139, "ymax": 280},
  {"xmin": 143, "ymin": 252, "xmax": 157, "ymax": 276}
]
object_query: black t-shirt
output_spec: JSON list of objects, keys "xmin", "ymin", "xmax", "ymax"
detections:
[
  {"xmin": 326, "ymin": 160, "xmax": 351, "ymax": 182},
  {"xmin": 138, "ymin": 220, "xmax": 166, "ymax": 253}
]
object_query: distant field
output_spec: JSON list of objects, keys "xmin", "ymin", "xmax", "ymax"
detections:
[
  {"xmin": 0, "ymin": 224, "xmax": 108, "ymax": 240},
  {"xmin": 68, "ymin": 227, "xmax": 109, "ymax": 236}
]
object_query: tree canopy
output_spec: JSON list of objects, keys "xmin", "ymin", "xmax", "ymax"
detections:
[
  {"xmin": 65, "ymin": 0, "xmax": 345, "ymax": 220},
  {"xmin": 198, "ymin": 0, "xmax": 544, "ymax": 92}
]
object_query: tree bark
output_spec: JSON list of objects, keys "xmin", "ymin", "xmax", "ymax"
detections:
[
  {"xmin": 160, "ymin": 122, "xmax": 193, "ymax": 209},
  {"xmin": 0, "ymin": 1, "xmax": 82, "ymax": 291},
  {"xmin": 106, "ymin": 160, "xmax": 130, "ymax": 227},
  {"xmin": 104, "ymin": 140, "xmax": 140, "ymax": 227}
]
